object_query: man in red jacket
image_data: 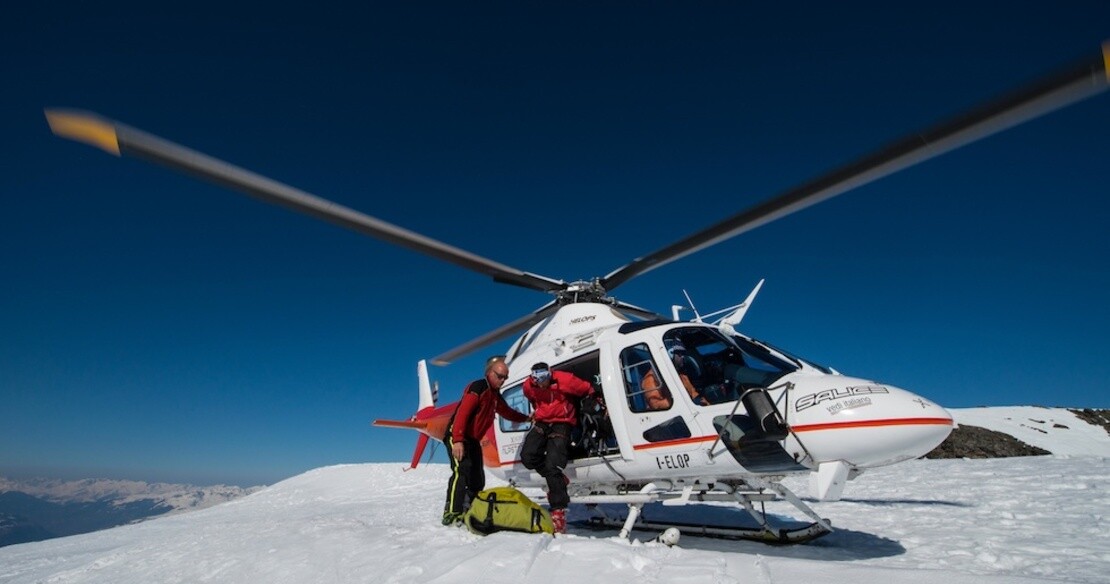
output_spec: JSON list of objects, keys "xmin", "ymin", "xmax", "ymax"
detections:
[
  {"xmin": 443, "ymin": 358, "xmax": 529, "ymax": 526},
  {"xmin": 521, "ymin": 361, "xmax": 596, "ymax": 534}
]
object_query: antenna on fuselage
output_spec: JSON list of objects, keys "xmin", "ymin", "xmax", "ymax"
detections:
[{"xmin": 682, "ymin": 290, "xmax": 703, "ymax": 322}]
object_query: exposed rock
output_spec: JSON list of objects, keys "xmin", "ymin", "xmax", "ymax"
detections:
[
  {"xmin": 925, "ymin": 424, "xmax": 1051, "ymax": 459},
  {"xmin": 1068, "ymin": 408, "xmax": 1110, "ymax": 437}
]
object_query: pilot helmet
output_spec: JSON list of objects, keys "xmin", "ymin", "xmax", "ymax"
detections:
[{"xmin": 664, "ymin": 338, "xmax": 687, "ymax": 358}]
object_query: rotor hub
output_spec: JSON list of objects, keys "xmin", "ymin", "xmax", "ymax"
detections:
[{"xmin": 555, "ymin": 279, "xmax": 611, "ymax": 306}]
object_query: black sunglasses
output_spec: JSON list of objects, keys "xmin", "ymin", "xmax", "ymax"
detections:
[{"xmin": 493, "ymin": 372, "xmax": 509, "ymax": 380}]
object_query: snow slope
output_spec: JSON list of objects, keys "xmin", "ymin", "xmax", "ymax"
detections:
[
  {"xmin": 950, "ymin": 407, "xmax": 1110, "ymax": 456},
  {"xmin": 1, "ymin": 456, "xmax": 1107, "ymax": 584}
]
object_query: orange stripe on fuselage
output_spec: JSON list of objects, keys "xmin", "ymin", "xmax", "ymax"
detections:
[
  {"xmin": 791, "ymin": 417, "xmax": 954, "ymax": 433},
  {"xmin": 632, "ymin": 435, "xmax": 718, "ymax": 451}
]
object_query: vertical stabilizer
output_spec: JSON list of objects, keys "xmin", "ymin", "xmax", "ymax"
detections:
[{"xmin": 417, "ymin": 360, "xmax": 435, "ymax": 410}]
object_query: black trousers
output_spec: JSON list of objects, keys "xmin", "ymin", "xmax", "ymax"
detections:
[
  {"xmin": 520, "ymin": 421, "xmax": 572, "ymax": 510},
  {"xmin": 443, "ymin": 434, "xmax": 484, "ymax": 517}
]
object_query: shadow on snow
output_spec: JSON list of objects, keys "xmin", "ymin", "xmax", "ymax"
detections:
[{"xmin": 567, "ymin": 502, "xmax": 907, "ymax": 561}]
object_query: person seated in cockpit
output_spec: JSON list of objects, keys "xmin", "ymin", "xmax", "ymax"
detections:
[
  {"xmin": 643, "ymin": 339, "xmax": 709, "ymax": 407},
  {"xmin": 638, "ymin": 366, "xmax": 673, "ymax": 410}
]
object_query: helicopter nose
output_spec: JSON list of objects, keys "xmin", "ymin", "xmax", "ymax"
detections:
[
  {"xmin": 790, "ymin": 383, "xmax": 955, "ymax": 469},
  {"xmin": 868, "ymin": 394, "xmax": 955, "ymax": 465}
]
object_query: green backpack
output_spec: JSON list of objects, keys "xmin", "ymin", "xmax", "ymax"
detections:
[{"xmin": 464, "ymin": 486, "xmax": 554, "ymax": 536}]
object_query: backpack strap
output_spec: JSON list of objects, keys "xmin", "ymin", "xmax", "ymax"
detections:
[
  {"xmin": 467, "ymin": 379, "xmax": 490, "ymax": 396},
  {"xmin": 472, "ymin": 491, "xmax": 497, "ymax": 535}
]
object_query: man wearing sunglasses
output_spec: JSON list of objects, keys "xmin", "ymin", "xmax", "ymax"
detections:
[
  {"xmin": 443, "ymin": 357, "xmax": 529, "ymax": 526},
  {"xmin": 521, "ymin": 362, "xmax": 597, "ymax": 534}
]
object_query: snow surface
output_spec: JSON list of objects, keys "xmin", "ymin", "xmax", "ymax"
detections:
[
  {"xmin": 1, "ymin": 456, "xmax": 1107, "ymax": 584},
  {"xmin": 2, "ymin": 406, "xmax": 1107, "ymax": 583}
]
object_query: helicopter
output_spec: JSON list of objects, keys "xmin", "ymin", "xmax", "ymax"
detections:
[{"xmin": 45, "ymin": 42, "xmax": 1107, "ymax": 544}]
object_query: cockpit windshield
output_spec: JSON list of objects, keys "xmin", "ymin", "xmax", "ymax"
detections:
[
  {"xmin": 741, "ymin": 336, "xmax": 835, "ymax": 374},
  {"xmin": 662, "ymin": 327, "xmax": 797, "ymax": 406}
]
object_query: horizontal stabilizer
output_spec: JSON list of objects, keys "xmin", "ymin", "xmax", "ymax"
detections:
[{"xmin": 372, "ymin": 419, "xmax": 428, "ymax": 430}]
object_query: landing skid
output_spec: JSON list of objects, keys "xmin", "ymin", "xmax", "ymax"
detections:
[
  {"xmin": 569, "ymin": 477, "xmax": 832, "ymax": 545},
  {"xmin": 575, "ymin": 515, "xmax": 830, "ymax": 545}
]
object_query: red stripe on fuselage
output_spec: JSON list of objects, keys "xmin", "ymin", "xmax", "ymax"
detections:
[
  {"xmin": 791, "ymin": 417, "xmax": 954, "ymax": 433},
  {"xmin": 632, "ymin": 435, "xmax": 718, "ymax": 451}
]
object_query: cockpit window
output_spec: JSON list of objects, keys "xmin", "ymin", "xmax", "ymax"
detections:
[
  {"xmin": 662, "ymin": 327, "xmax": 796, "ymax": 405},
  {"xmin": 728, "ymin": 336, "xmax": 798, "ymax": 374},
  {"xmin": 746, "ymin": 337, "xmax": 834, "ymax": 374}
]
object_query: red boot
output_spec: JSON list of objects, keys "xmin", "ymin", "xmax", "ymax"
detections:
[{"xmin": 551, "ymin": 508, "xmax": 567, "ymax": 535}]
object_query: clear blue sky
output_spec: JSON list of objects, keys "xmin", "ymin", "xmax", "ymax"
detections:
[{"xmin": 2, "ymin": 2, "xmax": 1107, "ymax": 487}]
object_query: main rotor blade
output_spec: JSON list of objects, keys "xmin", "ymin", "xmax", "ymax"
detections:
[
  {"xmin": 430, "ymin": 300, "xmax": 561, "ymax": 366},
  {"xmin": 601, "ymin": 43, "xmax": 1110, "ymax": 291},
  {"xmin": 44, "ymin": 109, "xmax": 566, "ymax": 293},
  {"xmin": 613, "ymin": 300, "xmax": 668, "ymax": 321}
]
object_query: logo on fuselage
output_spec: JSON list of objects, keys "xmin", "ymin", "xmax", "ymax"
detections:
[
  {"xmin": 569, "ymin": 315, "xmax": 596, "ymax": 325},
  {"xmin": 796, "ymin": 385, "xmax": 890, "ymax": 412}
]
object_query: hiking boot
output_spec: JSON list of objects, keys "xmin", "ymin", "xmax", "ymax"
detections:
[
  {"xmin": 441, "ymin": 511, "xmax": 462, "ymax": 526},
  {"xmin": 551, "ymin": 508, "xmax": 567, "ymax": 535}
]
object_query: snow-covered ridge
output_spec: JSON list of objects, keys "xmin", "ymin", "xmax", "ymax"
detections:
[{"xmin": 949, "ymin": 406, "xmax": 1110, "ymax": 457}]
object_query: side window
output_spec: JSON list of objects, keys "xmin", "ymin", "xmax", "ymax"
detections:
[
  {"xmin": 642, "ymin": 416, "xmax": 692, "ymax": 443},
  {"xmin": 499, "ymin": 383, "xmax": 532, "ymax": 433},
  {"xmin": 620, "ymin": 343, "xmax": 672, "ymax": 413}
]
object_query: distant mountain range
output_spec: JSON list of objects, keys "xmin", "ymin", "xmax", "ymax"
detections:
[{"xmin": 0, "ymin": 477, "xmax": 262, "ymax": 548}]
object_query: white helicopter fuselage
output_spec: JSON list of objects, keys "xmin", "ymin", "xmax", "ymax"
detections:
[{"xmin": 482, "ymin": 303, "xmax": 954, "ymax": 498}]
